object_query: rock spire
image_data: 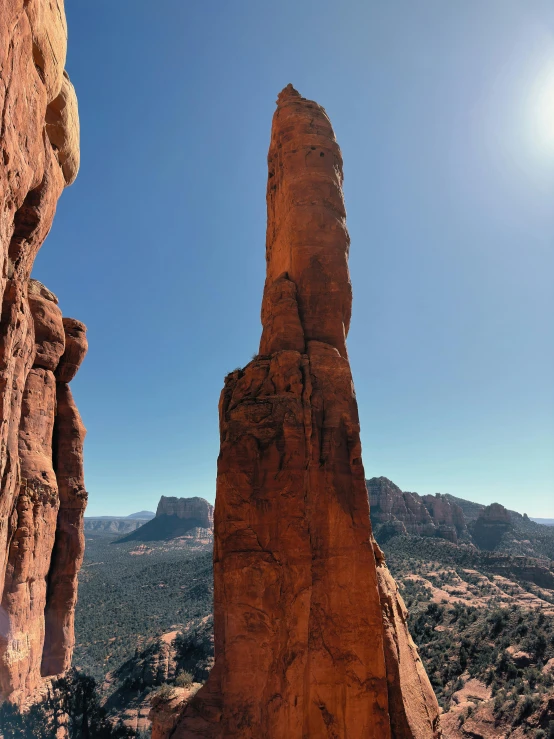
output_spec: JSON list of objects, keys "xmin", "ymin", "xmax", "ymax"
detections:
[
  {"xmin": 0, "ymin": 0, "xmax": 86, "ymax": 702},
  {"xmin": 154, "ymin": 86, "xmax": 441, "ymax": 738}
]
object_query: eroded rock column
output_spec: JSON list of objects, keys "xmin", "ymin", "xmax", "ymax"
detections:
[
  {"xmin": 160, "ymin": 86, "xmax": 440, "ymax": 739},
  {"xmin": 0, "ymin": 283, "xmax": 87, "ymax": 701},
  {"xmin": 42, "ymin": 318, "xmax": 88, "ymax": 677}
]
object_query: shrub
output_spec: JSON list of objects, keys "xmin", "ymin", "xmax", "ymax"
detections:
[
  {"xmin": 153, "ymin": 683, "xmax": 175, "ymax": 702},
  {"xmin": 175, "ymin": 670, "xmax": 194, "ymax": 687}
]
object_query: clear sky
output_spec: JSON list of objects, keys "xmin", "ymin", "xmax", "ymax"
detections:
[{"xmin": 34, "ymin": 0, "xmax": 554, "ymax": 517}]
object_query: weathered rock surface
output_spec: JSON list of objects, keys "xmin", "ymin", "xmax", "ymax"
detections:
[
  {"xmin": 0, "ymin": 366, "xmax": 58, "ymax": 700},
  {"xmin": 368, "ymin": 477, "xmax": 468, "ymax": 544},
  {"xmin": 0, "ymin": 0, "xmax": 83, "ymax": 703},
  {"xmin": 158, "ymin": 85, "xmax": 440, "ymax": 738},
  {"xmin": 0, "ymin": 287, "xmax": 87, "ymax": 702},
  {"xmin": 28, "ymin": 278, "xmax": 65, "ymax": 371},
  {"xmin": 41, "ymin": 355, "xmax": 88, "ymax": 677},
  {"xmin": 150, "ymin": 688, "xmax": 194, "ymax": 739},
  {"xmin": 55, "ymin": 318, "xmax": 88, "ymax": 383},
  {"xmin": 45, "ymin": 71, "xmax": 80, "ymax": 186}
]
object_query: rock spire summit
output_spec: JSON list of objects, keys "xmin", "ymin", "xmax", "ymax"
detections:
[{"xmin": 276, "ymin": 83, "xmax": 302, "ymax": 103}]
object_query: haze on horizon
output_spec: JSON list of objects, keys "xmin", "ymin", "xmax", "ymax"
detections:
[{"xmin": 33, "ymin": 0, "xmax": 554, "ymax": 518}]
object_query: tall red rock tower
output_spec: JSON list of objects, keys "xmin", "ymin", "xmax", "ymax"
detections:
[
  {"xmin": 161, "ymin": 85, "xmax": 440, "ymax": 738},
  {"xmin": 0, "ymin": 0, "xmax": 87, "ymax": 702}
]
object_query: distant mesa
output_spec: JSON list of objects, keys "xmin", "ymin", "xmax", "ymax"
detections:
[{"xmin": 118, "ymin": 496, "xmax": 214, "ymax": 543}]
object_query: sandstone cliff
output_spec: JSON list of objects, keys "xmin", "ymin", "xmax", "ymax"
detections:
[
  {"xmin": 368, "ymin": 477, "xmax": 468, "ymax": 544},
  {"xmin": 470, "ymin": 502, "xmax": 513, "ymax": 551},
  {"xmin": 155, "ymin": 85, "xmax": 440, "ymax": 738},
  {"xmin": 0, "ymin": 0, "xmax": 85, "ymax": 703}
]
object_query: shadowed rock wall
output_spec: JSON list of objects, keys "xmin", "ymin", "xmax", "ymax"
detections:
[
  {"xmin": 0, "ymin": 0, "xmax": 85, "ymax": 703},
  {"xmin": 155, "ymin": 85, "xmax": 440, "ymax": 739}
]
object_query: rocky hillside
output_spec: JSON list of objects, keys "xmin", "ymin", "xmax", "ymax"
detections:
[
  {"xmin": 74, "ymin": 536, "xmax": 213, "ymax": 683},
  {"xmin": 71, "ymin": 525, "xmax": 554, "ymax": 738},
  {"xmin": 67, "ymin": 479, "xmax": 554, "ymax": 737},
  {"xmin": 385, "ymin": 535, "xmax": 554, "ymax": 738}
]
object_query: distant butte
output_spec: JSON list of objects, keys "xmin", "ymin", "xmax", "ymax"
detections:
[{"xmin": 120, "ymin": 496, "xmax": 214, "ymax": 542}]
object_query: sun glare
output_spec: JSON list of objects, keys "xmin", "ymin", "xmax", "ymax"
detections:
[{"xmin": 529, "ymin": 62, "xmax": 554, "ymax": 154}]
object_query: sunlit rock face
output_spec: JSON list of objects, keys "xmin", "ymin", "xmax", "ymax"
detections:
[
  {"xmin": 156, "ymin": 85, "xmax": 441, "ymax": 739},
  {"xmin": 0, "ymin": 282, "xmax": 87, "ymax": 702},
  {"xmin": 0, "ymin": 0, "xmax": 85, "ymax": 703}
]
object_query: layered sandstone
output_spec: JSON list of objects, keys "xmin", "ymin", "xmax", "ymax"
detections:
[
  {"xmin": 159, "ymin": 85, "xmax": 440, "ymax": 738},
  {"xmin": 0, "ymin": 0, "xmax": 84, "ymax": 703},
  {"xmin": 368, "ymin": 477, "xmax": 468, "ymax": 544}
]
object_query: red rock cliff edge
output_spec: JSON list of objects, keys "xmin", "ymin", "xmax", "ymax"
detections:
[
  {"xmin": 0, "ymin": 0, "xmax": 86, "ymax": 703},
  {"xmin": 153, "ymin": 86, "xmax": 441, "ymax": 738}
]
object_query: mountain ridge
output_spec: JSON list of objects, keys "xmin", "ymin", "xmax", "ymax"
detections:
[{"xmin": 368, "ymin": 477, "xmax": 554, "ymax": 560}]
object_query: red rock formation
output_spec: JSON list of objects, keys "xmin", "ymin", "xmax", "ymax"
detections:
[
  {"xmin": 120, "ymin": 497, "xmax": 214, "ymax": 544},
  {"xmin": 471, "ymin": 502, "xmax": 513, "ymax": 551},
  {"xmin": 156, "ymin": 497, "xmax": 214, "ymax": 530},
  {"xmin": 159, "ymin": 85, "xmax": 440, "ymax": 738},
  {"xmin": 420, "ymin": 494, "xmax": 467, "ymax": 543},
  {"xmin": 0, "ymin": 0, "xmax": 83, "ymax": 703},
  {"xmin": 0, "ymin": 284, "xmax": 87, "ymax": 701},
  {"xmin": 41, "ymin": 321, "xmax": 88, "ymax": 677},
  {"xmin": 0, "ymin": 363, "xmax": 59, "ymax": 700},
  {"xmin": 368, "ymin": 477, "xmax": 468, "ymax": 544}
]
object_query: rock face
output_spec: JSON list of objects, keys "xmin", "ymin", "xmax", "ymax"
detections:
[
  {"xmin": 157, "ymin": 85, "xmax": 440, "ymax": 738},
  {"xmin": 368, "ymin": 477, "xmax": 468, "ymax": 544},
  {"xmin": 471, "ymin": 503, "xmax": 513, "ymax": 551},
  {"xmin": 156, "ymin": 497, "xmax": 214, "ymax": 530},
  {"xmin": 0, "ymin": 0, "xmax": 84, "ymax": 703},
  {"xmin": 0, "ymin": 284, "xmax": 87, "ymax": 702}
]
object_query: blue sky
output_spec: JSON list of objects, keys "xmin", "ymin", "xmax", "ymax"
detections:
[{"xmin": 35, "ymin": 0, "xmax": 554, "ymax": 516}]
